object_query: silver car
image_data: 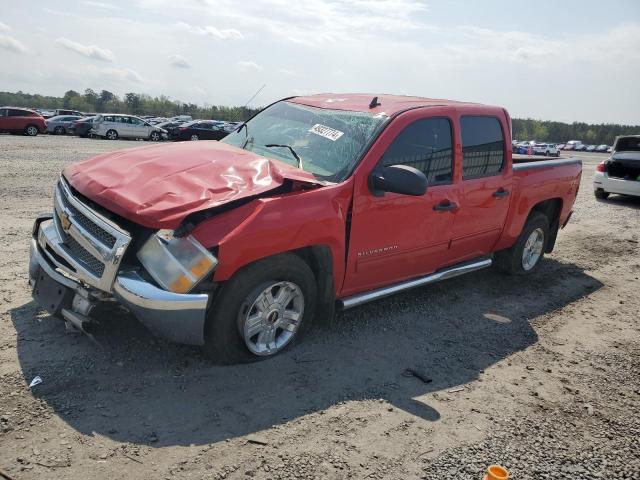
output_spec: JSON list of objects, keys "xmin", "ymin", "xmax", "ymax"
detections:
[
  {"xmin": 46, "ymin": 115, "xmax": 83, "ymax": 135},
  {"xmin": 91, "ymin": 114, "xmax": 167, "ymax": 141}
]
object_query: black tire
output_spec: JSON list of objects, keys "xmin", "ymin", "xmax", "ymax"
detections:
[
  {"xmin": 594, "ymin": 189, "xmax": 609, "ymax": 200},
  {"xmin": 494, "ymin": 212, "xmax": 549, "ymax": 275},
  {"xmin": 202, "ymin": 253, "xmax": 317, "ymax": 364},
  {"xmin": 54, "ymin": 126, "xmax": 65, "ymax": 135},
  {"xmin": 106, "ymin": 129, "xmax": 118, "ymax": 140},
  {"xmin": 190, "ymin": 134, "xmax": 199, "ymax": 141},
  {"xmin": 24, "ymin": 125, "xmax": 39, "ymax": 137},
  {"xmin": 149, "ymin": 131, "xmax": 161, "ymax": 142}
]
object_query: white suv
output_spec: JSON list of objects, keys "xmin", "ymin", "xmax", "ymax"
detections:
[
  {"xmin": 594, "ymin": 135, "xmax": 640, "ymax": 199},
  {"xmin": 532, "ymin": 143, "xmax": 560, "ymax": 157},
  {"xmin": 91, "ymin": 114, "xmax": 167, "ymax": 141}
]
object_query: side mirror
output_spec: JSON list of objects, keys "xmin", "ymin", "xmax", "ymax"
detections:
[{"xmin": 370, "ymin": 165, "xmax": 428, "ymax": 196}]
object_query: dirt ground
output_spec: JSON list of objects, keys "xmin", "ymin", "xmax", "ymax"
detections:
[{"xmin": 0, "ymin": 135, "xmax": 638, "ymax": 480}]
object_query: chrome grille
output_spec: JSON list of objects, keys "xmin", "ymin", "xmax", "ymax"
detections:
[
  {"xmin": 65, "ymin": 236, "xmax": 106, "ymax": 277},
  {"xmin": 40, "ymin": 177, "xmax": 132, "ymax": 292},
  {"xmin": 58, "ymin": 187, "xmax": 117, "ymax": 248}
]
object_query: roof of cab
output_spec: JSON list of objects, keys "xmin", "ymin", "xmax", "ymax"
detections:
[{"xmin": 288, "ymin": 93, "xmax": 496, "ymax": 116}]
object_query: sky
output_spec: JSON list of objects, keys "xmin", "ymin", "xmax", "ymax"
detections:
[{"xmin": 1, "ymin": 0, "xmax": 639, "ymax": 124}]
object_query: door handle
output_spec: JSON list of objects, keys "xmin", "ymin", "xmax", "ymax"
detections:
[
  {"xmin": 493, "ymin": 188, "xmax": 510, "ymax": 198},
  {"xmin": 433, "ymin": 200, "xmax": 458, "ymax": 212}
]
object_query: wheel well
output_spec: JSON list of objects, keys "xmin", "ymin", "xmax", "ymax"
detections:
[
  {"xmin": 529, "ymin": 198, "xmax": 562, "ymax": 253},
  {"xmin": 292, "ymin": 246, "xmax": 336, "ymax": 327}
]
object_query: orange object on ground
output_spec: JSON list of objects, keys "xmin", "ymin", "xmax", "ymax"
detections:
[{"xmin": 483, "ymin": 464, "xmax": 509, "ymax": 480}]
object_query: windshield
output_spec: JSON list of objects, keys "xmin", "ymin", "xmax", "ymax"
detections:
[
  {"xmin": 221, "ymin": 101, "xmax": 388, "ymax": 182},
  {"xmin": 614, "ymin": 137, "xmax": 640, "ymax": 152}
]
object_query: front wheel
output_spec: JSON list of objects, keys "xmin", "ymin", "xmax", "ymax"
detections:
[
  {"xmin": 54, "ymin": 126, "xmax": 65, "ymax": 135},
  {"xmin": 24, "ymin": 125, "xmax": 39, "ymax": 136},
  {"xmin": 190, "ymin": 134, "xmax": 199, "ymax": 141},
  {"xmin": 106, "ymin": 129, "xmax": 118, "ymax": 140},
  {"xmin": 494, "ymin": 212, "xmax": 549, "ymax": 275},
  {"xmin": 149, "ymin": 131, "xmax": 161, "ymax": 141},
  {"xmin": 202, "ymin": 253, "xmax": 317, "ymax": 364}
]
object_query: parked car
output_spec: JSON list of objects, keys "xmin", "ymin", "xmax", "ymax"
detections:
[
  {"xmin": 556, "ymin": 144, "xmax": 566, "ymax": 150},
  {"xmin": 28, "ymin": 93, "xmax": 582, "ymax": 363},
  {"xmin": 593, "ymin": 135, "xmax": 640, "ymax": 199},
  {"xmin": 155, "ymin": 120, "xmax": 186, "ymax": 136},
  {"xmin": 71, "ymin": 116, "xmax": 96, "ymax": 137},
  {"xmin": 46, "ymin": 115, "xmax": 83, "ymax": 135},
  {"xmin": 586, "ymin": 145, "xmax": 596, "ymax": 152},
  {"xmin": 574, "ymin": 144, "xmax": 586, "ymax": 151},
  {"xmin": 0, "ymin": 107, "xmax": 47, "ymax": 136},
  {"xmin": 595, "ymin": 144, "xmax": 609, "ymax": 152},
  {"xmin": 532, "ymin": 143, "xmax": 560, "ymax": 156},
  {"xmin": 169, "ymin": 115, "xmax": 193, "ymax": 122},
  {"xmin": 564, "ymin": 140, "xmax": 582, "ymax": 150},
  {"xmin": 171, "ymin": 120, "xmax": 229, "ymax": 141},
  {"xmin": 91, "ymin": 114, "xmax": 167, "ymax": 141}
]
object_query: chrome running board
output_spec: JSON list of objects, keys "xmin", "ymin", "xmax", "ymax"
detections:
[{"xmin": 339, "ymin": 258, "xmax": 492, "ymax": 310}]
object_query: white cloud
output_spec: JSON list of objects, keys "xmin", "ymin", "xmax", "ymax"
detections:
[
  {"xmin": 55, "ymin": 37, "xmax": 114, "ymax": 62},
  {"xmin": 176, "ymin": 22, "xmax": 243, "ymax": 40},
  {"xmin": 82, "ymin": 1, "xmax": 121, "ymax": 9},
  {"xmin": 237, "ymin": 60, "xmax": 263, "ymax": 72},
  {"xmin": 168, "ymin": 54, "xmax": 191, "ymax": 68},
  {"xmin": 0, "ymin": 21, "xmax": 11, "ymax": 33},
  {"xmin": 0, "ymin": 33, "xmax": 29, "ymax": 54},
  {"xmin": 97, "ymin": 67, "xmax": 144, "ymax": 83}
]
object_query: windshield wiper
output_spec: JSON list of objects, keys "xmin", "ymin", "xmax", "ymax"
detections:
[{"xmin": 264, "ymin": 144, "xmax": 304, "ymax": 170}]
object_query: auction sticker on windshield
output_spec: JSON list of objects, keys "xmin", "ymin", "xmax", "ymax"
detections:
[{"xmin": 309, "ymin": 124, "xmax": 344, "ymax": 141}]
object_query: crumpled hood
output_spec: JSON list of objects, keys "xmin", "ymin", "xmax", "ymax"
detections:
[{"xmin": 63, "ymin": 141, "xmax": 322, "ymax": 229}]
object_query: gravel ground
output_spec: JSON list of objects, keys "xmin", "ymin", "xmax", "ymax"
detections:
[{"xmin": 0, "ymin": 134, "xmax": 638, "ymax": 479}]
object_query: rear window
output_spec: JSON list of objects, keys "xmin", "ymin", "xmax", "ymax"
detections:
[
  {"xmin": 9, "ymin": 109, "xmax": 31, "ymax": 117},
  {"xmin": 461, "ymin": 116, "xmax": 505, "ymax": 179},
  {"xmin": 615, "ymin": 137, "xmax": 640, "ymax": 152}
]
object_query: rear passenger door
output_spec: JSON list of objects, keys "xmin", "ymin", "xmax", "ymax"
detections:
[
  {"xmin": 115, "ymin": 116, "xmax": 133, "ymax": 137},
  {"xmin": 343, "ymin": 111, "xmax": 459, "ymax": 295},
  {"xmin": 449, "ymin": 115, "xmax": 513, "ymax": 262}
]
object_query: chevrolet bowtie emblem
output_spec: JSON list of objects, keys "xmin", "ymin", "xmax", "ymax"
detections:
[{"xmin": 59, "ymin": 210, "xmax": 72, "ymax": 231}]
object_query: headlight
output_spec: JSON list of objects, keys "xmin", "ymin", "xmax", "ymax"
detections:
[{"xmin": 137, "ymin": 230, "xmax": 218, "ymax": 293}]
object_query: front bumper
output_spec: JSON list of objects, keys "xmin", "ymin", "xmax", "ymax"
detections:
[{"xmin": 29, "ymin": 216, "xmax": 209, "ymax": 345}]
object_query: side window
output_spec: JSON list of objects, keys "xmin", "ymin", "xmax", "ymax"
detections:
[
  {"xmin": 0, "ymin": 109, "xmax": 6, "ymax": 117},
  {"xmin": 460, "ymin": 116, "xmax": 505, "ymax": 179},
  {"xmin": 380, "ymin": 117, "xmax": 453, "ymax": 185},
  {"xmin": 104, "ymin": 116, "xmax": 114, "ymax": 122},
  {"xmin": 9, "ymin": 109, "xmax": 28, "ymax": 117},
  {"xmin": 130, "ymin": 117, "xmax": 143, "ymax": 125}
]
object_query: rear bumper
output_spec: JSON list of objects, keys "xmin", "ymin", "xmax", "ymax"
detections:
[
  {"xmin": 594, "ymin": 172, "xmax": 640, "ymax": 197},
  {"xmin": 29, "ymin": 217, "xmax": 209, "ymax": 345}
]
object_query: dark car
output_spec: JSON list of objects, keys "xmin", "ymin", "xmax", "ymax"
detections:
[
  {"xmin": 71, "ymin": 116, "xmax": 96, "ymax": 137},
  {"xmin": 172, "ymin": 121, "xmax": 229, "ymax": 141},
  {"xmin": 0, "ymin": 107, "xmax": 47, "ymax": 136},
  {"xmin": 156, "ymin": 120, "xmax": 187, "ymax": 137}
]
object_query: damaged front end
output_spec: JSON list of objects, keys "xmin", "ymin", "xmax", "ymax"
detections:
[{"xmin": 29, "ymin": 177, "xmax": 212, "ymax": 345}]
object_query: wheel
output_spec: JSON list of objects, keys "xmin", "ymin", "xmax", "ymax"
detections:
[
  {"xmin": 54, "ymin": 126, "xmax": 65, "ymax": 135},
  {"xmin": 594, "ymin": 189, "xmax": 609, "ymax": 200},
  {"xmin": 190, "ymin": 134, "xmax": 199, "ymax": 141},
  {"xmin": 545, "ymin": 151, "xmax": 550, "ymax": 156},
  {"xmin": 24, "ymin": 125, "xmax": 39, "ymax": 137},
  {"xmin": 149, "ymin": 131, "xmax": 161, "ymax": 142},
  {"xmin": 202, "ymin": 253, "xmax": 317, "ymax": 364},
  {"xmin": 494, "ymin": 212, "xmax": 549, "ymax": 275},
  {"xmin": 106, "ymin": 129, "xmax": 118, "ymax": 140}
]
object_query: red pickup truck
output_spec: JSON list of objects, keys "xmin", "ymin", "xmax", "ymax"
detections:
[{"xmin": 29, "ymin": 94, "xmax": 582, "ymax": 363}]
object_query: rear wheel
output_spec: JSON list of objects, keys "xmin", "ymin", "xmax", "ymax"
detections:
[
  {"xmin": 494, "ymin": 212, "xmax": 549, "ymax": 275},
  {"xmin": 24, "ymin": 125, "xmax": 39, "ymax": 137},
  {"xmin": 54, "ymin": 126, "xmax": 65, "ymax": 135},
  {"xmin": 190, "ymin": 134, "xmax": 199, "ymax": 141},
  {"xmin": 106, "ymin": 129, "xmax": 118, "ymax": 140},
  {"xmin": 594, "ymin": 188, "xmax": 609, "ymax": 200},
  {"xmin": 202, "ymin": 253, "xmax": 317, "ymax": 364}
]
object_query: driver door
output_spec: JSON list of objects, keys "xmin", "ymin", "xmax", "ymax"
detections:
[{"xmin": 342, "ymin": 109, "xmax": 459, "ymax": 296}]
